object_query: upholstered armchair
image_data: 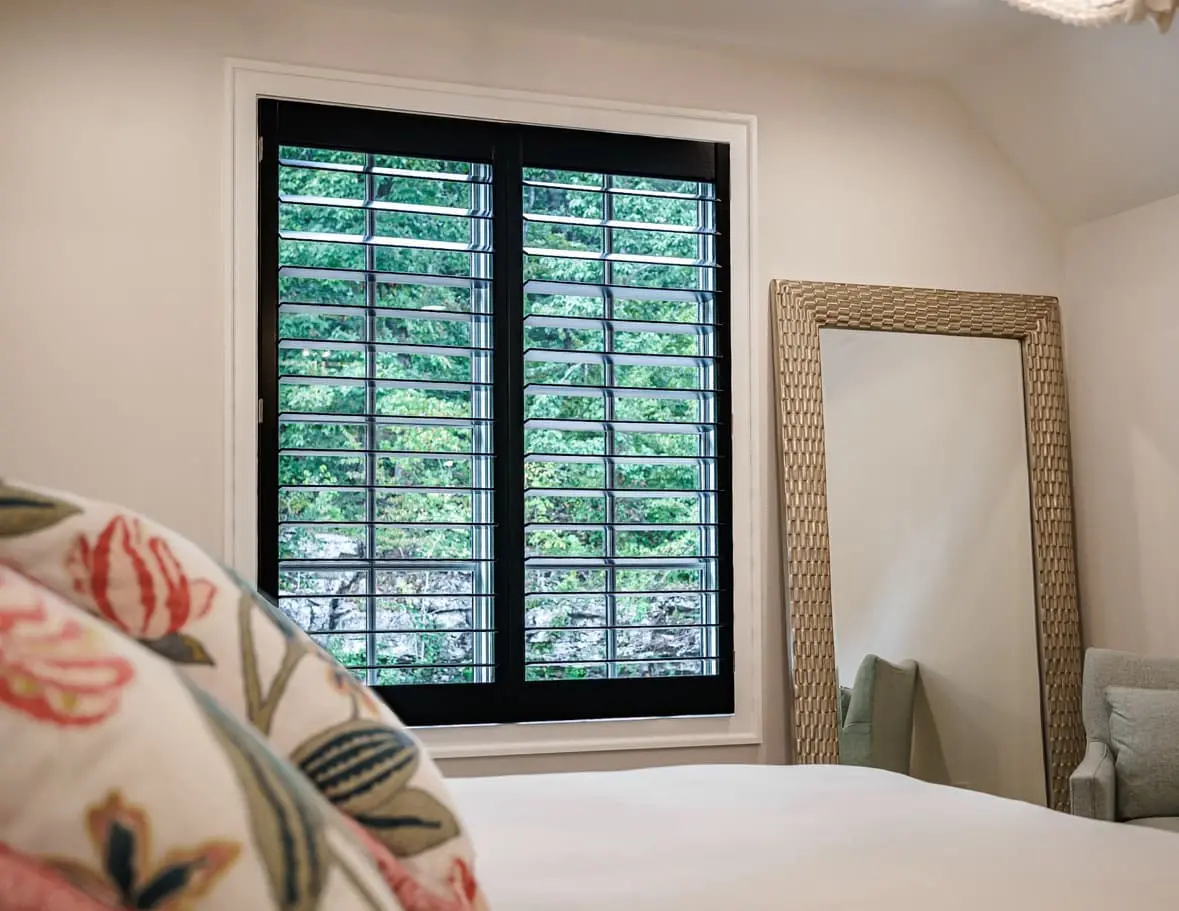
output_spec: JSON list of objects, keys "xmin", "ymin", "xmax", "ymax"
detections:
[
  {"xmin": 839, "ymin": 654, "xmax": 919, "ymax": 775},
  {"xmin": 1070, "ymin": 648, "xmax": 1179, "ymax": 832}
]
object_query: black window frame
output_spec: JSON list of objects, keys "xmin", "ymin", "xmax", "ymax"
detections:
[{"xmin": 257, "ymin": 99, "xmax": 734, "ymax": 726}]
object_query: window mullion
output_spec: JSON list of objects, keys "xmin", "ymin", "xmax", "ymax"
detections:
[{"xmin": 492, "ymin": 131, "xmax": 526, "ymax": 702}]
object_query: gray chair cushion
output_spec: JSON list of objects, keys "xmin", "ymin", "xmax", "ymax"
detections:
[
  {"xmin": 1106, "ymin": 686, "xmax": 1179, "ymax": 820},
  {"xmin": 1126, "ymin": 817, "xmax": 1179, "ymax": 834},
  {"xmin": 1083, "ymin": 649, "xmax": 1179, "ymax": 747}
]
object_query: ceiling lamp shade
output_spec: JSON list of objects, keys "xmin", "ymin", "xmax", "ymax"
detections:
[{"xmin": 1003, "ymin": 0, "xmax": 1176, "ymax": 30}]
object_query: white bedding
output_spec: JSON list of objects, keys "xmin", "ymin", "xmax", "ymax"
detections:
[{"xmin": 451, "ymin": 764, "xmax": 1178, "ymax": 910}]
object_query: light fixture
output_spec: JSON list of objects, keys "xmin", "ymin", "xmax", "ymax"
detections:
[{"xmin": 1002, "ymin": 0, "xmax": 1176, "ymax": 31}]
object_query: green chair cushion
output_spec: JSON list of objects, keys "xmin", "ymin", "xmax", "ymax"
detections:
[{"xmin": 839, "ymin": 654, "xmax": 917, "ymax": 775}]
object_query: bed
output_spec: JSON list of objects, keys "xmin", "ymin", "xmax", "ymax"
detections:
[{"xmin": 451, "ymin": 764, "xmax": 1179, "ymax": 910}]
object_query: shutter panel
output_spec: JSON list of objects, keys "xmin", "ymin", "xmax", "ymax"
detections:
[
  {"xmin": 520, "ymin": 169, "xmax": 723, "ymax": 682},
  {"xmin": 273, "ymin": 146, "xmax": 496, "ymax": 687}
]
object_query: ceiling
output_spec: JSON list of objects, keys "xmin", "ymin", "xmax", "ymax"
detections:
[
  {"xmin": 366, "ymin": 0, "xmax": 1178, "ymax": 223},
  {"xmin": 951, "ymin": 22, "xmax": 1179, "ymax": 224},
  {"xmin": 380, "ymin": 0, "xmax": 1057, "ymax": 77}
]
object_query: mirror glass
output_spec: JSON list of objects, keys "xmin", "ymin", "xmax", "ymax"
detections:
[{"xmin": 820, "ymin": 328, "xmax": 1047, "ymax": 805}]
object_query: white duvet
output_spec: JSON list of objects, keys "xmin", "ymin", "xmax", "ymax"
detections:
[{"xmin": 451, "ymin": 764, "xmax": 1178, "ymax": 910}]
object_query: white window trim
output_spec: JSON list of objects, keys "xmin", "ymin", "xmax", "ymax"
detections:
[{"xmin": 224, "ymin": 58, "xmax": 762, "ymax": 759}]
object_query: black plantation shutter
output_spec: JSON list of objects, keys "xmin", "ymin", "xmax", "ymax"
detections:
[
  {"xmin": 520, "ymin": 164, "xmax": 726, "ymax": 684},
  {"xmin": 259, "ymin": 101, "xmax": 733, "ymax": 725}
]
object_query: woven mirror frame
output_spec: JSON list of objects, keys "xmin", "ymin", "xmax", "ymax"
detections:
[{"xmin": 771, "ymin": 280, "xmax": 1084, "ymax": 812}]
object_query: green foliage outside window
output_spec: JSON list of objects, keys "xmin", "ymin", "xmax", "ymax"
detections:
[{"xmin": 275, "ymin": 149, "xmax": 718, "ymax": 684}]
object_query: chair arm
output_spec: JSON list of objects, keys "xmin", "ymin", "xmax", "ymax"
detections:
[{"xmin": 1069, "ymin": 741, "xmax": 1116, "ymax": 820}]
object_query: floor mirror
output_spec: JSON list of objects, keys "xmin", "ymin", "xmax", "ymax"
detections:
[{"xmin": 771, "ymin": 280, "xmax": 1084, "ymax": 811}]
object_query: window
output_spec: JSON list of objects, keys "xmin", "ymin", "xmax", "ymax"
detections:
[{"xmin": 258, "ymin": 100, "xmax": 732, "ymax": 726}]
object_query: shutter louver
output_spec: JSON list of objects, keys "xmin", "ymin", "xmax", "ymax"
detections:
[
  {"xmin": 273, "ymin": 146, "xmax": 496, "ymax": 687},
  {"xmin": 520, "ymin": 169, "xmax": 723, "ymax": 682}
]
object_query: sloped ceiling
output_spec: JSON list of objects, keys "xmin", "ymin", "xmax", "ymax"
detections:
[
  {"xmin": 356, "ymin": 0, "xmax": 1178, "ymax": 224},
  {"xmin": 951, "ymin": 23, "xmax": 1179, "ymax": 225}
]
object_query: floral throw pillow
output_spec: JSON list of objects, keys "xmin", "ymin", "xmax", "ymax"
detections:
[
  {"xmin": 0, "ymin": 480, "xmax": 486, "ymax": 910},
  {"xmin": 0, "ymin": 563, "xmax": 409, "ymax": 911}
]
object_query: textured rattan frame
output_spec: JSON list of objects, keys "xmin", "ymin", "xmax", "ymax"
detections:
[{"xmin": 771, "ymin": 280, "xmax": 1084, "ymax": 811}]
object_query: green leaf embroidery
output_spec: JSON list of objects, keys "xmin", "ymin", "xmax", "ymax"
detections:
[
  {"xmin": 45, "ymin": 794, "xmax": 241, "ymax": 910},
  {"xmin": 292, "ymin": 720, "xmax": 457, "ymax": 856},
  {"xmin": 224, "ymin": 565, "xmax": 301, "ymax": 641},
  {"xmin": 133, "ymin": 862, "xmax": 193, "ymax": 908},
  {"xmin": 142, "ymin": 632, "xmax": 215, "ymax": 666},
  {"xmin": 105, "ymin": 820, "xmax": 137, "ymax": 903},
  {"xmin": 189, "ymin": 682, "xmax": 328, "ymax": 911},
  {"xmin": 357, "ymin": 787, "xmax": 460, "ymax": 858},
  {"xmin": 238, "ymin": 591, "xmax": 307, "ymax": 734},
  {"xmin": 0, "ymin": 482, "xmax": 81, "ymax": 538},
  {"xmin": 292, "ymin": 720, "xmax": 420, "ymax": 812}
]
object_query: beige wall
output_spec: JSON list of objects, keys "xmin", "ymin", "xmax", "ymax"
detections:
[
  {"xmin": 0, "ymin": 0, "xmax": 1061, "ymax": 775},
  {"xmin": 822, "ymin": 329, "xmax": 1046, "ymax": 804},
  {"xmin": 1065, "ymin": 195, "xmax": 1179, "ymax": 657}
]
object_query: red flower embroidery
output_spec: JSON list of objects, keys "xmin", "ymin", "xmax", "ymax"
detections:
[
  {"xmin": 66, "ymin": 516, "xmax": 216, "ymax": 641},
  {"xmin": 346, "ymin": 820, "xmax": 485, "ymax": 911},
  {"xmin": 0, "ymin": 575, "xmax": 134, "ymax": 727}
]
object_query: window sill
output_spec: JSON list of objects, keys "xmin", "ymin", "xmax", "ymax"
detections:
[{"xmin": 416, "ymin": 715, "xmax": 761, "ymax": 759}]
